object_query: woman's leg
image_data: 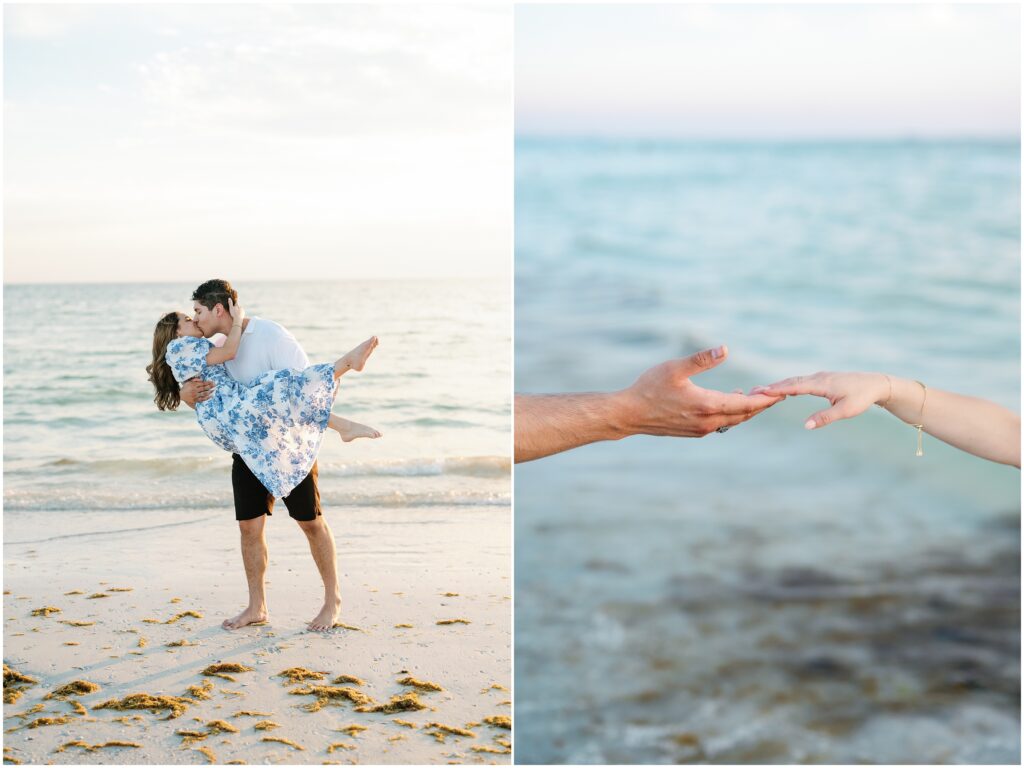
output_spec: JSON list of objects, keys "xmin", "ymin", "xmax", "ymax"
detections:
[
  {"xmin": 328, "ymin": 413, "xmax": 382, "ymax": 442},
  {"xmin": 334, "ymin": 336, "xmax": 379, "ymax": 379}
]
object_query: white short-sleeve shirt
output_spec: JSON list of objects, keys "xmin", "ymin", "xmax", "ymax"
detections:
[{"xmin": 217, "ymin": 317, "xmax": 310, "ymax": 387}]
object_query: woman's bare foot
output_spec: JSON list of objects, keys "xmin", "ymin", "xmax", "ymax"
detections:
[
  {"xmin": 332, "ymin": 416, "xmax": 382, "ymax": 443},
  {"xmin": 307, "ymin": 595, "xmax": 342, "ymax": 632},
  {"xmin": 222, "ymin": 604, "xmax": 268, "ymax": 630},
  {"xmin": 334, "ymin": 336, "xmax": 379, "ymax": 378}
]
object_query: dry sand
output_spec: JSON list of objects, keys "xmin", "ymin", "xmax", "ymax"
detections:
[{"xmin": 3, "ymin": 504, "xmax": 511, "ymax": 764}]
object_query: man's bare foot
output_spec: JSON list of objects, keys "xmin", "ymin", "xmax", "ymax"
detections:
[
  {"xmin": 222, "ymin": 605, "xmax": 268, "ymax": 630},
  {"xmin": 334, "ymin": 417, "xmax": 382, "ymax": 443},
  {"xmin": 307, "ymin": 595, "xmax": 342, "ymax": 632},
  {"xmin": 335, "ymin": 336, "xmax": 379, "ymax": 377}
]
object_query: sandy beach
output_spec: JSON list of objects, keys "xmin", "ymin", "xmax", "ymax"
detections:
[{"xmin": 3, "ymin": 503, "xmax": 511, "ymax": 765}]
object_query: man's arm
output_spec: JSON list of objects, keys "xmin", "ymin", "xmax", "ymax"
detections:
[
  {"xmin": 514, "ymin": 346, "xmax": 783, "ymax": 463},
  {"xmin": 179, "ymin": 378, "xmax": 216, "ymax": 409}
]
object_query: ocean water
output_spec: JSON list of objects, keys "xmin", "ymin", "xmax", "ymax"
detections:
[
  {"xmin": 515, "ymin": 139, "xmax": 1020, "ymax": 764},
  {"xmin": 3, "ymin": 280, "xmax": 510, "ymax": 528}
]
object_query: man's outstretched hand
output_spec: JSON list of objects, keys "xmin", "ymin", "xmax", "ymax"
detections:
[
  {"xmin": 618, "ymin": 345, "xmax": 784, "ymax": 437},
  {"xmin": 514, "ymin": 345, "xmax": 784, "ymax": 462}
]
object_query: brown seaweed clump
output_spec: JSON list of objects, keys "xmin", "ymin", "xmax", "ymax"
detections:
[
  {"xmin": 201, "ymin": 663, "xmax": 254, "ymax": 682},
  {"xmin": 277, "ymin": 667, "xmax": 325, "ymax": 683},
  {"xmin": 289, "ymin": 685, "xmax": 374, "ymax": 712},
  {"xmin": 356, "ymin": 692, "xmax": 425, "ymax": 714},
  {"xmin": 261, "ymin": 736, "xmax": 304, "ymax": 750},
  {"xmin": 45, "ymin": 680, "xmax": 100, "ymax": 699},
  {"xmin": 54, "ymin": 740, "xmax": 141, "ymax": 753},
  {"xmin": 93, "ymin": 692, "xmax": 192, "ymax": 719},
  {"xmin": 436, "ymin": 618, "xmax": 471, "ymax": 625},
  {"xmin": 86, "ymin": 593, "xmax": 109, "ymax": 599},
  {"xmin": 471, "ymin": 744, "xmax": 511, "ymax": 754},
  {"xmin": 165, "ymin": 610, "xmax": 203, "ymax": 624},
  {"xmin": 186, "ymin": 680, "xmax": 214, "ymax": 700},
  {"xmin": 425, "ymin": 722, "xmax": 476, "ymax": 739},
  {"xmin": 30, "ymin": 606, "xmax": 61, "ymax": 617},
  {"xmin": 108, "ymin": 587, "xmax": 133, "ymax": 592},
  {"xmin": 441, "ymin": 592, "xmax": 460, "ymax": 597},
  {"xmin": 166, "ymin": 639, "xmax": 195, "ymax": 647},
  {"xmin": 326, "ymin": 743, "xmax": 354, "ymax": 754},
  {"xmin": 397, "ymin": 676, "xmax": 443, "ymax": 692},
  {"xmin": 69, "ymin": 700, "xmax": 88, "ymax": 716},
  {"xmin": 232, "ymin": 710, "xmax": 272, "ymax": 718},
  {"xmin": 394, "ymin": 623, "xmax": 414, "ymax": 628},
  {"xmin": 57, "ymin": 620, "xmax": 94, "ymax": 627},
  {"xmin": 3, "ymin": 664, "xmax": 37, "ymax": 704},
  {"xmin": 483, "ymin": 715, "xmax": 511, "ymax": 730},
  {"xmin": 206, "ymin": 720, "xmax": 239, "ymax": 734},
  {"xmin": 63, "ymin": 590, "xmax": 85, "ymax": 596},
  {"xmin": 393, "ymin": 719, "xmax": 418, "ymax": 728},
  {"xmin": 26, "ymin": 715, "xmax": 78, "ymax": 729},
  {"xmin": 332, "ymin": 674, "xmax": 365, "ymax": 686},
  {"xmin": 175, "ymin": 730, "xmax": 210, "ymax": 745},
  {"xmin": 194, "ymin": 745, "xmax": 216, "ymax": 763},
  {"xmin": 337, "ymin": 724, "xmax": 367, "ymax": 736},
  {"xmin": 494, "ymin": 737, "xmax": 511, "ymax": 749},
  {"xmin": 253, "ymin": 720, "xmax": 280, "ymax": 731}
]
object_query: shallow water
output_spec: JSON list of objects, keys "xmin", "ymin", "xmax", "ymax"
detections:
[
  {"xmin": 514, "ymin": 139, "xmax": 1020, "ymax": 764},
  {"xmin": 3, "ymin": 279, "xmax": 510, "ymax": 517}
]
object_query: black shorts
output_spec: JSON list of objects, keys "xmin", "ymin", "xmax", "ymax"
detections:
[{"xmin": 231, "ymin": 454, "xmax": 321, "ymax": 522}]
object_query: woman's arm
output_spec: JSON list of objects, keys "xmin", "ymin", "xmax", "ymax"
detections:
[
  {"xmin": 205, "ymin": 299, "xmax": 245, "ymax": 366},
  {"xmin": 752, "ymin": 372, "xmax": 1021, "ymax": 468}
]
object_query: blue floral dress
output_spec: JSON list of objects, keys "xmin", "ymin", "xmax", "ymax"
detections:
[{"xmin": 166, "ymin": 336, "xmax": 338, "ymax": 498}]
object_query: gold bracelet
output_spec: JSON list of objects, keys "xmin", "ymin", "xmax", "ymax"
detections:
[{"xmin": 910, "ymin": 380, "xmax": 927, "ymax": 457}]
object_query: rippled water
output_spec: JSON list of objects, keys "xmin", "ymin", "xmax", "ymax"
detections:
[
  {"xmin": 515, "ymin": 139, "xmax": 1020, "ymax": 764},
  {"xmin": 4, "ymin": 280, "xmax": 510, "ymax": 516}
]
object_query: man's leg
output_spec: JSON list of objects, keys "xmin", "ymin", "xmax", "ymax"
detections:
[
  {"xmin": 224, "ymin": 453, "xmax": 273, "ymax": 630},
  {"xmin": 222, "ymin": 515, "xmax": 270, "ymax": 630},
  {"xmin": 295, "ymin": 516, "xmax": 342, "ymax": 631}
]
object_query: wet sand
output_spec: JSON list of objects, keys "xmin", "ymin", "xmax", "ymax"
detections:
[{"xmin": 3, "ymin": 505, "xmax": 511, "ymax": 764}]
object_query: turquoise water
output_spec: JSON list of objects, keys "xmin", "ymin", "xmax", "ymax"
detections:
[
  {"xmin": 515, "ymin": 139, "xmax": 1020, "ymax": 763},
  {"xmin": 3, "ymin": 280, "xmax": 510, "ymax": 518}
]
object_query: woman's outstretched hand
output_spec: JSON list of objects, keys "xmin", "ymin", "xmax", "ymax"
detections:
[
  {"xmin": 228, "ymin": 297, "xmax": 245, "ymax": 325},
  {"xmin": 749, "ymin": 372, "xmax": 890, "ymax": 430}
]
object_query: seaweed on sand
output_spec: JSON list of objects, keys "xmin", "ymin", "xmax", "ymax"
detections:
[
  {"xmin": 194, "ymin": 746, "xmax": 216, "ymax": 763},
  {"xmin": 471, "ymin": 744, "xmax": 511, "ymax": 754},
  {"xmin": 261, "ymin": 736, "xmax": 304, "ymax": 750},
  {"xmin": 336, "ymin": 724, "xmax": 367, "ymax": 736},
  {"xmin": 326, "ymin": 743, "xmax": 354, "ymax": 753},
  {"xmin": 54, "ymin": 741, "xmax": 140, "ymax": 753},
  {"xmin": 393, "ymin": 719, "xmax": 417, "ymax": 728},
  {"xmin": 166, "ymin": 639, "xmax": 195, "ymax": 647},
  {"xmin": 394, "ymin": 623, "xmax": 414, "ymax": 628},
  {"xmin": 3, "ymin": 664, "xmax": 37, "ymax": 704},
  {"xmin": 93, "ymin": 692, "xmax": 192, "ymax": 719},
  {"xmin": 397, "ymin": 676, "xmax": 443, "ymax": 692},
  {"xmin": 186, "ymin": 680, "xmax": 214, "ymax": 700},
  {"xmin": 30, "ymin": 606, "xmax": 60, "ymax": 617},
  {"xmin": 165, "ymin": 610, "xmax": 203, "ymax": 624},
  {"xmin": 45, "ymin": 680, "xmax": 100, "ymax": 699},
  {"xmin": 253, "ymin": 720, "xmax": 279, "ymax": 730},
  {"xmin": 276, "ymin": 667, "xmax": 325, "ymax": 683},
  {"xmin": 206, "ymin": 720, "xmax": 238, "ymax": 733},
  {"xmin": 57, "ymin": 620, "xmax": 94, "ymax": 627},
  {"xmin": 289, "ymin": 685, "xmax": 374, "ymax": 712},
  {"xmin": 201, "ymin": 663, "xmax": 253, "ymax": 682},
  {"xmin": 424, "ymin": 722, "xmax": 476, "ymax": 740},
  {"xmin": 175, "ymin": 730, "xmax": 209, "ymax": 745},
  {"xmin": 436, "ymin": 618, "xmax": 470, "ymax": 625},
  {"xmin": 483, "ymin": 715, "xmax": 511, "ymax": 730},
  {"xmin": 332, "ymin": 674, "xmax": 365, "ymax": 686},
  {"xmin": 356, "ymin": 692, "xmax": 425, "ymax": 714},
  {"xmin": 86, "ymin": 593, "xmax": 109, "ymax": 599},
  {"xmin": 330, "ymin": 622, "xmax": 362, "ymax": 631},
  {"xmin": 232, "ymin": 710, "xmax": 272, "ymax": 718}
]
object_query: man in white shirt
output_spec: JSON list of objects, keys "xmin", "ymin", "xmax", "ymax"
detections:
[{"xmin": 180, "ymin": 279, "xmax": 343, "ymax": 632}]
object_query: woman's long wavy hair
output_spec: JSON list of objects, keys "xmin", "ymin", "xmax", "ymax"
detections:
[{"xmin": 147, "ymin": 311, "xmax": 181, "ymax": 411}]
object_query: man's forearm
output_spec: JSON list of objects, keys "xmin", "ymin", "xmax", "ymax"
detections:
[{"xmin": 514, "ymin": 392, "xmax": 633, "ymax": 463}]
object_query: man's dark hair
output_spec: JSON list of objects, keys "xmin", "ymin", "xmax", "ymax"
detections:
[{"xmin": 192, "ymin": 279, "xmax": 239, "ymax": 313}]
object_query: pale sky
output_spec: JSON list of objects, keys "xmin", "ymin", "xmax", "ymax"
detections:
[
  {"xmin": 517, "ymin": 3, "xmax": 1021, "ymax": 138},
  {"xmin": 4, "ymin": 4, "xmax": 512, "ymax": 284}
]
